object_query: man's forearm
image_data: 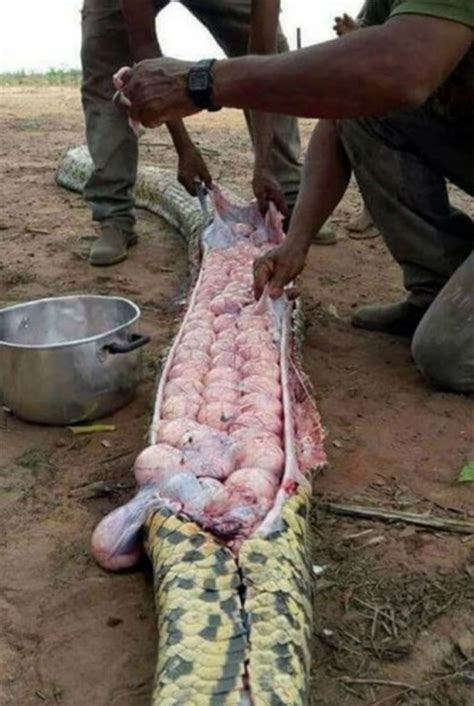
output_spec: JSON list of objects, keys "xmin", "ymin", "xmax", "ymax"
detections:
[
  {"xmin": 120, "ymin": 0, "xmax": 159, "ymax": 61},
  {"xmin": 120, "ymin": 0, "xmax": 197, "ymax": 154},
  {"xmin": 167, "ymin": 120, "xmax": 195, "ymax": 154},
  {"xmin": 248, "ymin": 0, "xmax": 280, "ymax": 169},
  {"xmin": 250, "ymin": 112, "xmax": 274, "ymax": 169},
  {"xmin": 213, "ymin": 16, "xmax": 472, "ymax": 118},
  {"xmin": 248, "ymin": 0, "xmax": 279, "ymax": 55},
  {"xmin": 287, "ymin": 120, "xmax": 351, "ymax": 252}
]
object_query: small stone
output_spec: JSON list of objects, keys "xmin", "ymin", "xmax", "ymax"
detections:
[
  {"xmin": 327, "ymin": 304, "xmax": 340, "ymax": 319},
  {"xmin": 106, "ymin": 617, "xmax": 123, "ymax": 628},
  {"xmin": 456, "ymin": 632, "xmax": 474, "ymax": 659},
  {"xmin": 312, "ymin": 564, "xmax": 328, "ymax": 577}
]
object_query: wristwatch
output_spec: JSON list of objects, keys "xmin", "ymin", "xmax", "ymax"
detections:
[{"xmin": 186, "ymin": 59, "xmax": 221, "ymax": 112}]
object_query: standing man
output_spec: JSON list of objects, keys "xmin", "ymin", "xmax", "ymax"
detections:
[
  {"xmin": 117, "ymin": 1, "xmax": 473, "ymax": 393},
  {"xmin": 81, "ymin": 0, "xmax": 301, "ymax": 265}
]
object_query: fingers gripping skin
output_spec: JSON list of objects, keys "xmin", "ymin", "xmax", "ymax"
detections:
[
  {"xmin": 252, "ymin": 118, "xmax": 353, "ymax": 300},
  {"xmin": 252, "ymin": 167, "xmax": 288, "ymax": 217},
  {"xmin": 114, "ymin": 64, "xmax": 212, "ymax": 195},
  {"xmin": 121, "ymin": 57, "xmax": 198, "ymax": 127},
  {"xmin": 253, "ymin": 243, "xmax": 306, "ymax": 300},
  {"xmin": 177, "ymin": 146, "xmax": 212, "ymax": 195},
  {"xmin": 248, "ymin": 0, "xmax": 286, "ymax": 217}
]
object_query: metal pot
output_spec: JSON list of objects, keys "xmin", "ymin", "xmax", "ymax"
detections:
[{"xmin": 0, "ymin": 295, "xmax": 150, "ymax": 425}]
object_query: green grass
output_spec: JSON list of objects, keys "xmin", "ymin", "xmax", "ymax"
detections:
[{"xmin": 0, "ymin": 68, "xmax": 82, "ymax": 86}]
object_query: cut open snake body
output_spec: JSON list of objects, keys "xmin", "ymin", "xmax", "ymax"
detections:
[{"xmin": 57, "ymin": 148, "xmax": 326, "ymax": 706}]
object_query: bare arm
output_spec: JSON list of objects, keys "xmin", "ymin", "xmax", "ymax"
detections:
[
  {"xmin": 248, "ymin": 0, "xmax": 279, "ymax": 170},
  {"xmin": 122, "ymin": 16, "xmax": 472, "ymax": 124},
  {"xmin": 253, "ymin": 120, "xmax": 351, "ymax": 298},
  {"xmin": 213, "ymin": 16, "xmax": 472, "ymax": 117},
  {"xmin": 120, "ymin": 0, "xmax": 160, "ymax": 61},
  {"xmin": 247, "ymin": 0, "xmax": 287, "ymax": 212},
  {"xmin": 286, "ymin": 121, "xmax": 350, "ymax": 254},
  {"xmin": 120, "ymin": 0, "xmax": 211, "ymax": 193}
]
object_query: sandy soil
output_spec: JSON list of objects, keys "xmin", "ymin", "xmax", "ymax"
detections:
[{"xmin": 0, "ymin": 87, "xmax": 473, "ymax": 706}]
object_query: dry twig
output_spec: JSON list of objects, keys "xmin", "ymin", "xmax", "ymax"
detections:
[
  {"xmin": 368, "ymin": 669, "xmax": 472, "ymax": 705},
  {"xmin": 340, "ymin": 677, "xmax": 414, "ymax": 689},
  {"xmin": 320, "ymin": 502, "xmax": 474, "ymax": 534}
]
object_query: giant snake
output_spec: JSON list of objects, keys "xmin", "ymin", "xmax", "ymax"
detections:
[{"xmin": 57, "ymin": 146, "xmax": 326, "ymax": 706}]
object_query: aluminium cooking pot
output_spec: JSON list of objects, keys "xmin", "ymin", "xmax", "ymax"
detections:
[{"xmin": 0, "ymin": 295, "xmax": 150, "ymax": 425}]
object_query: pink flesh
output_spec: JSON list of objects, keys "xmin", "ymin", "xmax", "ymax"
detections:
[
  {"xmin": 232, "ymin": 438, "xmax": 284, "ymax": 474},
  {"xmin": 239, "ymin": 375, "xmax": 281, "ymax": 397},
  {"xmin": 134, "ymin": 443, "xmax": 183, "ymax": 485},
  {"xmin": 205, "ymin": 367, "xmax": 241, "ymax": 386},
  {"xmin": 161, "ymin": 395, "xmax": 202, "ymax": 420},
  {"xmin": 91, "ymin": 191, "xmax": 326, "ymax": 572},
  {"xmin": 202, "ymin": 384, "xmax": 240, "ymax": 404},
  {"xmin": 239, "ymin": 360, "xmax": 280, "ymax": 381},
  {"xmin": 163, "ymin": 378, "xmax": 204, "ymax": 399},
  {"xmin": 172, "ymin": 348, "xmax": 210, "ymax": 366}
]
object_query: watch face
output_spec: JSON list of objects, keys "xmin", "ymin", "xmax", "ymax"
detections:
[{"xmin": 189, "ymin": 70, "xmax": 208, "ymax": 92}]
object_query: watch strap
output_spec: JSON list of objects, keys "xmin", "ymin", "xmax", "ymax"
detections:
[{"xmin": 186, "ymin": 59, "xmax": 221, "ymax": 112}]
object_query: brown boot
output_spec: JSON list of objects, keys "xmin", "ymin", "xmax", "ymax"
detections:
[
  {"xmin": 352, "ymin": 301, "xmax": 428, "ymax": 336},
  {"xmin": 284, "ymin": 209, "xmax": 336, "ymax": 245},
  {"xmin": 347, "ymin": 206, "xmax": 378, "ymax": 240},
  {"xmin": 88, "ymin": 221, "xmax": 138, "ymax": 267},
  {"xmin": 312, "ymin": 221, "xmax": 337, "ymax": 245}
]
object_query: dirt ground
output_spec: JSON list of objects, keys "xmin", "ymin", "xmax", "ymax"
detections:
[{"xmin": 0, "ymin": 86, "xmax": 473, "ymax": 706}]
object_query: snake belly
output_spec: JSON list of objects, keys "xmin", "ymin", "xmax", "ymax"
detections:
[{"xmin": 57, "ymin": 147, "xmax": 326, "ymax": 705}]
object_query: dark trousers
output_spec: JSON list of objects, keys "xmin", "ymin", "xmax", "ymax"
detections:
[
  {"xmin": 338, "ymin": 105, "xmax": 473, "ymax": 392},
  {"xmin": 80, "ymin": 0, "xmax": 302, "ymax": 227}
]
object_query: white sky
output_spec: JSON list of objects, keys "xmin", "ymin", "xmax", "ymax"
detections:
[{"xmin": 0, "ymin": 0, "xmax": 363, "ymax": 73}]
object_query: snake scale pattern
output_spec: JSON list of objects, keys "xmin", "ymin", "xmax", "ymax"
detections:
[{"xmin": 57, "ymin": 146, "xmax": 326, "ymax": 706}]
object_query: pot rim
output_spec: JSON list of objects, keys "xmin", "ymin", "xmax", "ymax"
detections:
[{"xmin": 0, "ymin": 294, "xmax": 141, "ymax": 351}]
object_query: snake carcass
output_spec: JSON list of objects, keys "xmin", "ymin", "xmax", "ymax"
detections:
[{"xmin": 57, "ymin": 148, "xmax": 326, "ymax": 706}]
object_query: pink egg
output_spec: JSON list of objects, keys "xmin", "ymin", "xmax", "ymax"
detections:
[
  {"xmin": 198, "ymin": 401, "xmax": 238, "ymax": 431},
  {"xmin": 232, "ymin": 439, "xmax": 284, "ymax": 475},
  {"xmin": 162, "ymin": 395, "xmax": 201, "ymax": 420},
  {"xmin": 213, "ymin": 313, "xmax": 238, "ymax": 334},
  {"xmin": 230, "ymin": 409, "xmax": 282, "ymax": 436},
  {"xmin": 205, "ymin": 367, "xmax": 241, "ymax": 386},
  {"xmin": 168, "ymin": 361, "xmax": 208, "ymax": 380},
  {"xmin": 239, "ymin": 375, "xmax": 281, "ymax": 398},
  {"xmin": 203, "ymin": 384, "xmax": 239, "ymax": 404}
]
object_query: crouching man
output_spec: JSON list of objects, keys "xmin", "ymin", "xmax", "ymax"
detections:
[{"xmin": 114, "ymin": 0, "xmax": 474, "ymax": 392}]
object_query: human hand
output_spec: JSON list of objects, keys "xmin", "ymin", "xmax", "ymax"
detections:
[
  {"xmin": 252, "ymin": 166, "xmax": 288, "ymax": 217},
  {"xmin": 333, "ymin": 14, "xmax": 358, "ymax": 37},
  {"xmin": 121, "ymin": 58, "xmax": 199, "ymax": 127},
  {"xmin": 253, "ymin": 241, "xmax": 307, "ymax": 300},
  {"xmin": 177, "ymin": 145, "xmax": 212, "ymax": 195}
]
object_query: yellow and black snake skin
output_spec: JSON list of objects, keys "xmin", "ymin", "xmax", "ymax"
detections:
[{"xmin": 57, "ymin": 147, "xmax": 321, "ymax": 705}]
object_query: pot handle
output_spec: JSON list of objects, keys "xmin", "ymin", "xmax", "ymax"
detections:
[{"xmin": 105, "ymin": 333, "xmax": 150, "ymax": 355}]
